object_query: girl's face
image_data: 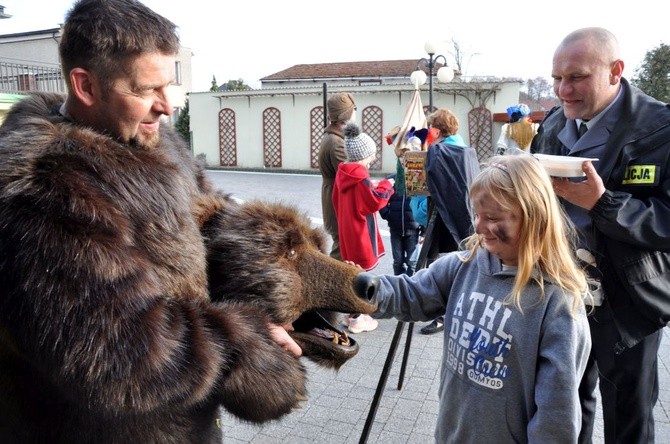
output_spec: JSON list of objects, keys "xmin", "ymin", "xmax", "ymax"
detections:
[{"xmin": 472, "ymin": 190, "xmax": 522, "ymax": 266}]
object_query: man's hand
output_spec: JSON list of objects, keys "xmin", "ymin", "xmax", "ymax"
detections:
[
  {"xmin": 551, "ymin": 160, "xmax": 606, "ymax": 210},
  {"xmin": 268, "ymin": 323, "xmax": 302, "ymax": 357}
]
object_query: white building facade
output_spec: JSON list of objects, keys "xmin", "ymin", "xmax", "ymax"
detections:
[{"xmin": 189, "ymin": 79, "xmax": 521, "ymax": 175}]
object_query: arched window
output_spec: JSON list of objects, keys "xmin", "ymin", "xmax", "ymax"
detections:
[
  {"xmin": 218, "ymin": 108, "xmax": 237, "ymax": 166},
  {"xmin": 263, "ymin": 107, "xmax": 282, "ymax": 168},
  {"xmin": 309, "ymin": 106, "xmax": 325, "ymax": 169},
  {"xmin": 467, "ymin": 106, "xmax": 493, "ymax": 160},
  {"xmin": 362, "ymin": 105, "xmax": 383, "ymax": 171}
]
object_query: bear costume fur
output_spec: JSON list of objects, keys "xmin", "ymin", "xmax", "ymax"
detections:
[
  {"xmin": 0, "ymin": 93, "xmax": 378, "ymax": 443},
  {"xmin": 202, "ymin": 199, "xmax": 380, "ymax": 370}
]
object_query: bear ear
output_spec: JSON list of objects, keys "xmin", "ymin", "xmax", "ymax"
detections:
[
  {"xmin": 310, "ymin": 228, "xmax": 328, "ymax": 254},
  {"xmin": 192, "ymin": 195, "xmax": 230, "ymax": 227},
  {"xmin": 284, "ymin": 227, "xmax": 304, "ymax": 252}
]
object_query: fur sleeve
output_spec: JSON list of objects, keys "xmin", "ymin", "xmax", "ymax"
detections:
[{"xmin": 0, "ymin": 106, "xmax": 304, "ymax": 424}]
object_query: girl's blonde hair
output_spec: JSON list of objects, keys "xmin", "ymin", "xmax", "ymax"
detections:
[{"xmin": 462, "ymin": 154, "xmax": 588, "ymax": 313}]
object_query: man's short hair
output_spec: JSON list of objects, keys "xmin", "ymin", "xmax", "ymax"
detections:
[{"xmin": 59, "ymin": 0, "xmax": 180, "ymax": 93}]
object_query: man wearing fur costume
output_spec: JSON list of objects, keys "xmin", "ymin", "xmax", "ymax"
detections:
[{"xmin": 0, "ymin": 0, "xmax": 307, "ymax": 442}]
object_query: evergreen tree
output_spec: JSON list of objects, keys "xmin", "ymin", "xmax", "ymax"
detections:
[
  {"xmin": 223, "ymin": 79, "xmax": 251, "ymax": 91},
  {"xmin": 175, "ymin": 98, "xmax": 190, "ymax": 145},
  {"xmin": 210, "ymin": 76, "xmax": 219, "ymax": 92},
  {"xmin": 632, "ymin": 43, "xmax": 670, "ymax": 103}
]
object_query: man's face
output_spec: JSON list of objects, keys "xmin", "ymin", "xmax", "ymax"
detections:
[
  {"xmin": 93, "ymin": 52, "xmax": 176, "ymax": 148},
  {"xmin": 551, "ymin": 40, "xmax": 619, "ymax": 121}
]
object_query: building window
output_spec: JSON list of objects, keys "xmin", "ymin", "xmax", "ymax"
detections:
[
  {"xmin": 174, "ymin": 61, "xmax": 182, "ymax": 86},
  {"xmin": 468, "ymin": 106, "xmax": 493, "ymax": 161},
  {"xmin": 309, "ymin": 106, "xmax": 325, "ymax": 169},
  {"xmin": 362, "ymin": 105, "xmax": 383, "ymax": 171},
  {"xmin": 218, "ymin": 108, "xmax": 237, "ymax": 166},
  {"xmin": 262, "ymin": 107, "xmax": 282, "ymax": 168}
]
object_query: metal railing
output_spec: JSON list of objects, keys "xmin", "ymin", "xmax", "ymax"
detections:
[{"xmin": 0, "ymin": 59, "xmax": 65, "ymax": 94}]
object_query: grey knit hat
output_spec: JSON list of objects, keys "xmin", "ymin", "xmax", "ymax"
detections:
[{"xmin": 344, "ymin": 122, "xmax": 376, "ymax": 162}]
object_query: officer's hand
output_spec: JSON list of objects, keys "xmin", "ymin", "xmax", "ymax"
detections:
[{"xmin": 551, "ymin": 161, "xmax": 606, "ymax": 210}]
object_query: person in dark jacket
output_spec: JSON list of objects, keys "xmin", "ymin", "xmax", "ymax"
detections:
[
  {"xmin": 379, "ymin": 176, "xmax": 420, "ymax": 276},
  {"xmin": 531, "ymin": 27, "xmax": 670, "ymax": 444},
  {"xmin": 318, "ymin": 93, "xmax": 356, "ymax": 260},
  {"xmin": 416, "ymin": 108, "xmax": 478, "ymax": 335}
]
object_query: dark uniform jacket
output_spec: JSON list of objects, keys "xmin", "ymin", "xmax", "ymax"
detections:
[{"xmin": 531, "ymin": 78, "xmax": 670, "ymax": 351}]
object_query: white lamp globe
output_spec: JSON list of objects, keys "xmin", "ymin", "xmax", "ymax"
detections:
[
  {"xmin": 410, "ymin": 70, "xmax": 427, "ymax": 88},
  {"xmin": 424, "ymin": 41, "xmax": 438, "ymax": 55},
  {"xmin": 437, "ymin": 66, "xmax": 455, "ymax": 83}
]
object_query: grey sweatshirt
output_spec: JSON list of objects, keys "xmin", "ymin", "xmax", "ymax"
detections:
[{"xmin": 375, "ymin": 249, "xmax": 591, "ymax": 443}]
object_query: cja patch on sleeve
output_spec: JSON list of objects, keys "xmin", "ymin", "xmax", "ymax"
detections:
[{"xmin": 622, "ymin": 164, "xmax": 657, "ymax": 185}]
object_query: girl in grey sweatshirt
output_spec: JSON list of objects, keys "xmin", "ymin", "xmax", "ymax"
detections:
[{"xmin": 374, "ymin": 154, "xmax": 592, "ymax": 443}]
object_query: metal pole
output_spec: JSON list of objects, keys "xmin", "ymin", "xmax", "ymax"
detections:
[
  {"xmin": 397, "ymin": 322, "xmax": 414, "ymax": 390},
  {"xmin": 428, "ymin": 54, "xmax": 434, "ymax": 112},
  {"xmin": 359, "ymin": 321, "xmax": 406, "ymax": 444},
  {"xmin": 322, "ymin": 82, "xmax": 328, "ymax": 128}
]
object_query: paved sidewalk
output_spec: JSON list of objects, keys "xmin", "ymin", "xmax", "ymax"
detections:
[
  {"xmin": 220, "ymin": 318, "xmax": 670, "ymax": 443},
  {"xmin": 210, "ymin": 171, "xmax": 669, "ymax": 443}
]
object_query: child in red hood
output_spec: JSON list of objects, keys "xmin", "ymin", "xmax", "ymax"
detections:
[{"xmin": 333, "ymin": 122, "xmax": 394, "ymax": 333}]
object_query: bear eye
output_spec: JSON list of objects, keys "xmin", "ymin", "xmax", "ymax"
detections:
[{"xmin": 287, "ymin": 249, "xmax": 297, "ymax": 259}]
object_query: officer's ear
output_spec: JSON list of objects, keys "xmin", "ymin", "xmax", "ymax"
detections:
[{"xmin": 609, "ymin": 59, "xmax": 624, "ymax": 85}]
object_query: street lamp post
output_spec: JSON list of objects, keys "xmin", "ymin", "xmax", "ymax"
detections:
[
  {"xmin": 360, "ymin": 40, "xmax": 455, "ymax": 444},
  {"xmin": 410, "ymin": 41, "xmax": 454, "ymax": 112}
]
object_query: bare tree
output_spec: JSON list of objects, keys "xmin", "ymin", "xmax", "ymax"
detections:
[
  {"xmin": 446, "ymin": 38, "xmax": 479, "ymax": 78},
  {"xmin": 525, "ymin": 77, "xmax": 553, "ymax": 102}
]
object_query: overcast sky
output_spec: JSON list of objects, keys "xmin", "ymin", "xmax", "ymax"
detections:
[{"xmin": 2, "ymin": 0, "xmax": 668, "ymax": 92}]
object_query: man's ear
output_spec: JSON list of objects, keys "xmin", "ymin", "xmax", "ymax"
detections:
[
  {"xmin": 69, "ymin": 67, "xmax": 100, "ymax": 106},
  {"xmin": 610, "ymin": 59, "xmax": 625, "ymax": 85}
]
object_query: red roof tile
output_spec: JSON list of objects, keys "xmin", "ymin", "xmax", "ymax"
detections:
[{"xmin": 261, "ymin": 60, "xmax": 450, "ymax": 81}]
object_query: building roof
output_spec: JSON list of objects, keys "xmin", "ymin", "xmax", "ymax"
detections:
[
  {"xmin": 0, "ymin": 5, "xmax": 11, "ymax": 19},
  {"xmin": 0, "ymin": 27, "xmax": 61, "ymax": 38},
  {"xmin": 261, "ymin": 60, "xmax": 449, "ymax": 82}
]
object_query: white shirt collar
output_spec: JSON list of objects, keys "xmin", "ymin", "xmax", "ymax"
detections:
[{"xmin": 576, "ymin": 84, "xmax": 624, "ymax": 131}]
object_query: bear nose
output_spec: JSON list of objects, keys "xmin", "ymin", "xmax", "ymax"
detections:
[{"xmin": 353, "ymin": 272, "xmax": 380, "ymax": 302}]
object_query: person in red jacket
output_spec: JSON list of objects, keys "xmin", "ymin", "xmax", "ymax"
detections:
[{"xmin": 333, "ymin": 122, "xmax": 394, "ymax": 333}]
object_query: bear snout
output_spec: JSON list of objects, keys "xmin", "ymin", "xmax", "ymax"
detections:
[{"xmin": 353, "ymin": 272, "xmax": 380, "ymax": 302}]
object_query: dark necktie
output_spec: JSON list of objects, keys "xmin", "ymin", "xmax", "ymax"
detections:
[{"xmin": 577, "ymin": 122, "xmax": 588, "ymax": 139}]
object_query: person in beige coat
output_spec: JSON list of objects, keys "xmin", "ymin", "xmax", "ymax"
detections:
[{"xmin": 318, "ymin": 92, "xmax": 356, "ymax": 259}]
